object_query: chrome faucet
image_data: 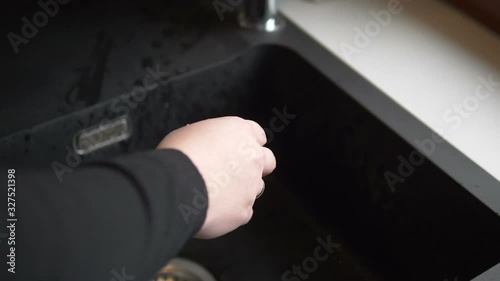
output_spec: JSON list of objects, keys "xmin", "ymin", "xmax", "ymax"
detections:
[{"xmin": 238, "ymin": 0, "xmax": 285, "ymax": 32}]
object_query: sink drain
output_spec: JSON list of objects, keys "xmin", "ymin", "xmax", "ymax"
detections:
[{"xmin": 153, "ymin": 258, "xmax": 217, "ymax": 281}]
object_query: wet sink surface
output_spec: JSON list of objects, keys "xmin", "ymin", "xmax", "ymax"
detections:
[{"xmin": 2, "ymin": 45, "xmax": 500, "ymax": 281}]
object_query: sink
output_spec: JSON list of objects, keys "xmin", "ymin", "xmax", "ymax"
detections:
[{"xmin": 1, "ymin": 44, "xmax": 499, "ymax": 281}]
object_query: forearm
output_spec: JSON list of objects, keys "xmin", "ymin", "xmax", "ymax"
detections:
[{"xmin": 11, "ymin": 149, "xmax": 206, "ymax": 281}]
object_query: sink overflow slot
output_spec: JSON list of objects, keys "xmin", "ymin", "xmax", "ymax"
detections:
[{"xmin": 73, "ymin": 116, "xmax": 132, "ymax": 156}]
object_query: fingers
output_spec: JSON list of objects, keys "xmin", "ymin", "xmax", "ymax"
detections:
[
  {"xmin": 241, "ymin": 208, "xmax": 254, "ymax": 226},
  {"xmin": 244, "ymin": 119, "xmax": 275, "ymax": 176},
  {"xmin": 246, "ymin": 120, "xmax": 267, "ymax": 146},
  {"xmin": 262, "ymin": 147, "xmax": 276, "ymax": 176},
  {"xmin": 244, "ymin": 121, "xmax": 274, "ymax": 201}
]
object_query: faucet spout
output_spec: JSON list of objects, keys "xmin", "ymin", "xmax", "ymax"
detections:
[{"xmin": 238, "ymin": 0, "xmax": 285, "ymax": 32}]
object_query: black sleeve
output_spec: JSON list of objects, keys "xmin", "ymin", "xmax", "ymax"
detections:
[{"xmin": 1, "ymin": 149, "xmax": 208, "ymax": 281}]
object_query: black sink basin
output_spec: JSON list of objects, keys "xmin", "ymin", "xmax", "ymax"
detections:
[{"xmin": 1, "ymin": 45, "xmax": 499, "ymax": 281}]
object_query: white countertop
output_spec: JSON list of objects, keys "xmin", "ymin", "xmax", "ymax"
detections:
[{"xmin": 280, "ymin": 0, "xmax": 500, "ymax": 184}]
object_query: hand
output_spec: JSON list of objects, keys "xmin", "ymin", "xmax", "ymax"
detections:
[{"xmin": 157, "ymin": 116, "xmax": 276, "ymax": 239}]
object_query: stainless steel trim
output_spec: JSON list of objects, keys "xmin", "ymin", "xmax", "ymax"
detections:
[{"xmin": 73, "ymin": 115, "xmax": 132, "ymax": 156}]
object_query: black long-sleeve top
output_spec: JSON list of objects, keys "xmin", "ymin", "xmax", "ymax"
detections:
[{"xmin": 1, "ymin": 149, "xmax": 208, "ymax": 281}]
